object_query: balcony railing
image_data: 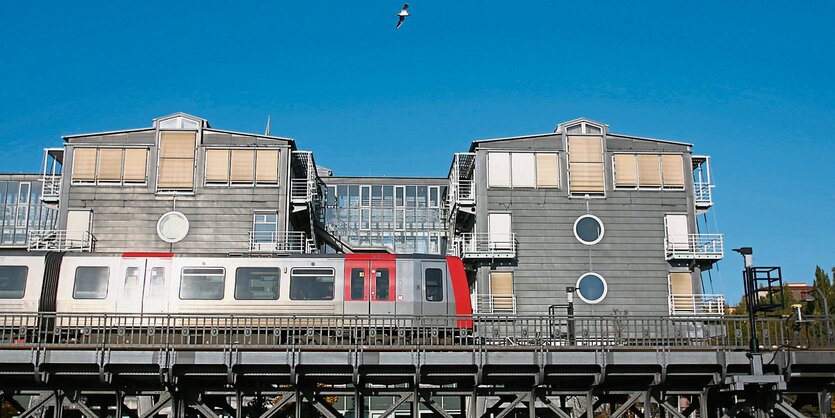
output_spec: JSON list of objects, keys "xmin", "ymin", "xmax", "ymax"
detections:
[
  {"xmin": 665, "ymin": 234, "xmax": 723, "ymax": 260},
  {"xmin": 291, "ymin": 179, "xmax": 315, "ymax": 203},
  {"xmin": 249, "ymin": 231, "xmax": 315, "ymax": 254},
  {"xmin": 694, "ymin": 181, "xmax": 713, "ymax": 209},
  {"xmin": 473, "ymin": 294, "xmax": 517, "ymax": 315},
  {"xmin": 450, "ymin": 232, "xmax": 517, "ymax": 259},
  {"xmin": 668, "ymin": 294, "xmax": 726, "ymax": 316},
  {"xmin": 450, "ymin": 180, "xmax": 475, "ymax": 206},
  {"xmin": 40, "ymin": 175, "xmax": 61, "ymax": 203},
  {"xmin": 27, "ymin": 230, "xmax": 95, "ymax": 252}
]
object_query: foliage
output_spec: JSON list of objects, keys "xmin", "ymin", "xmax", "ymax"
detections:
[{"xmin": 1, "ymin": 401, "xmax": 16, "ymax": 418}]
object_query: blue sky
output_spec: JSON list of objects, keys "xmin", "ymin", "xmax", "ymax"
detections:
[{"xmin": 0, "ymin": 1, "xmax": 832, "ymax": 304}]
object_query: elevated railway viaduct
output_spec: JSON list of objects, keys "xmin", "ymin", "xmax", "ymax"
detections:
[{"xmin": 1, "ymin": 313, "xmax": 834, "ymax": 418}]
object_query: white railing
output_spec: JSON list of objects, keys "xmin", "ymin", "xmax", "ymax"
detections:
[
  {"xmin": 27, "ymin": 230, "xmax": 95, "ymax": 252},
  {"xmin": 665, "ymin": 234, "xmax": 724, "ymax": 260},
  {"xmin": 668, "ymin": 294, "xmax": 726, "ymax": 316},
  {"xmin": 291, "ymin": 179, "xmax": 315, "ymax": 203},
  {"xmin": 452, "ymin": 180, "xmax": 475, "ymax": 206},
  {"xmin": 451, "ymin": 232, "xmax": 517, "ymax": 259},
  {"xmin": 694, "ymin": 181, "xmax": 713, "ymax": 208},
  {"xmin": 473, "ymin": 294, "xmax": 517, "ymax": 315},
  {"xmin": 249, "ymin": 231, "xmax": 314, "ymax": 254},
  {"xmin": 40, "ymin": 175, "xmax": 62, "ymax": 203}
]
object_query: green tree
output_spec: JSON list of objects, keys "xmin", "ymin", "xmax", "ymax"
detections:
[{"xmin": 808, "ymin": 266, "xmax": 834, "ymax": 316}]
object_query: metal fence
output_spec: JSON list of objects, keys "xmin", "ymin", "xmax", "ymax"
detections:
[{"xmin": 1, "ymin": 313, "xmax": 832, "ymax": 351}]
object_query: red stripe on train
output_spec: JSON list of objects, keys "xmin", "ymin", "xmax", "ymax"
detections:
[
  {"xmin": 446, "ymin": 256, "xmax": 473, "ymax": 329},
  {"xmin": 122, "ymin": 252, "xmax": 174, "ymax": 258}
]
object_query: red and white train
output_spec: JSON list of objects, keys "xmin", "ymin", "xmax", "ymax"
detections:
[{"xmin": 0, "ymin": 251, "xmax": 473, "ymax": 327}]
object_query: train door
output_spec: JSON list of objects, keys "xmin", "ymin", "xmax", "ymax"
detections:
[
  {"xmin": 117, "ymin": 256, "xmax": 171, "ymax": 314},
  {"xmin": 344, "ymin": 255, "xmax": 397, "ymax": 315},
  {"xmin": 420, "ymin": 261, "xmax": 448, "ymax": 317}
]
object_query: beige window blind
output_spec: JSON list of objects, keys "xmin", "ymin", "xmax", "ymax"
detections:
[
  {"xmin": 205, "ymin": 149, "xmax": 230, "ymax": 183},
  {"xmin": 637, "ymin": 155, "xmax": 662, "ymax": 187},
  {"xmin": 255, "ymin": 150, "xmax": 279, "ymax": 184},
  {"xmin": 661, "ymin": 154, "xmax": 685, "ymax": 187},
  {"xmin": 568, "ymin": 136, "xmax": 605, "ymax": 193},
  {"xmin": 97, "ymin": 148, "xmax": 123, "ymax": 181},
  {"xmin": 669, "ymin": 272, "xmax": 694, "ymax": 310},
  {"xmin": 230, "ymin": 150, "xmax": 255, "ymax": 183},
  {"xmin": 535, "ymin": 153, "xmax": 559, "ymax": 188},
  {"xmin": 511, "ymin": 153, "xmax": 536, "ymax": 187},
  {"xmin": 158, "ymin": 131, "xmax": 196, "ymax": 190},
  {"xmin": 613, "ymin": 154, "xmax": 638, "ymax": 187},
  {"xmin": 72, "ymin": 148, "xmax": 97, "ymax": 181},
  {"xmin": 490, "ymin": 272, "xmax": 514, "ymax": 312},
  {"xmin": 122, "ymin": 149, "xmax": 148, "ymax": 182}
]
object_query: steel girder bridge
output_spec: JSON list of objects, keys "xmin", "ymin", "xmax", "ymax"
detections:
[{"xmin": 1, "ymin": 313, "xmax": 834, "ymax": 418}]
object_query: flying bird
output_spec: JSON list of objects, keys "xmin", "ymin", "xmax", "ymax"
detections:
[{"xmin": 396, "ymin": 3, "xmax": 410, "ymax": 29}]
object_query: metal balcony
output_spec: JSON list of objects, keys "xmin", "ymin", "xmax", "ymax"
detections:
[
  {"xmin": 694, "ymin": 181, "xmax": 713, "ymax": 210},
  {"xmin": 27, "ymin": 230, "xmax": 95, "ymax": 252},
  {"xmin": 452, "ymin": 233, "xmax": 517, "ymax": 259},
  {"xmin": 290, "ymin": 179, "xmax": 315, "ymax": 203},
  {"xmin": 692, "ymin": 156, "xmax": 714, "ymax": 212},
  {"xmin": 668, "ymin": 294, "xmax": 726, "ymax": 316},
  {"xmin": 40, "ymin": 175, "xmax": 61, "ymax": 204},
  {"xmin": 249, "ymin": 231, "xmax": 315, "ymax": 254},
  {"xmin": 473, "ymin": 294, "xmax": 517, "ymax": 315},
  {"xmin": 665, "ymin": 234, "xmax": 724, "ymax": 261}
]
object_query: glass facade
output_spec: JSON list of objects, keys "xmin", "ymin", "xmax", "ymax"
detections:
[
  {"xmin": 321, "ymin": 182, "xmax": 447, "ymax": 254},
  {"xmin": 0, "ymin": 179, "xmax": 58, "ymax": 246}
]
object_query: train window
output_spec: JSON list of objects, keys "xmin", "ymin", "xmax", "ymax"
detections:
[
  {"xmin": 180, "ymin": 268, "xmax": 225, "ymax": 300},
  {"xmin": 290, "ymin": 268, "xmax": 335, "ymax": 301},
  {"xmin": 375, "ymin": 269, "xmax": 390, "ymax": 301},
  {"xmin": 0, "ymin": 266, "xmax": 28, "ymax": 299},
  {"xmin": 349, "ymin": 268, "xmax": 364, "ymax": 300},
  {"xmin": 123, "ymin": 267, "xmax": 141, "ymax": 299},
  {"xmin": 148, "ymin": 267, "xmax": 165, "ymax": 299},
  {"xmin": 73, "ymin": 267, "xmax": 110, "ymax": 299},
  {"xmin": 424, "ymin": 268, "xmax": 444, "ymax": 302},
  {"xmin": 235, "ymin": 267, "xmax": 280, "ymax": 300}
]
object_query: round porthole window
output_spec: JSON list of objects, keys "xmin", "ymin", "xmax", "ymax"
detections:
[
  {"xmin": 157, "ymin": 211, "xmax": 189, "ymax": 243},
  {"xmin": 573, "ymin": 214, "xmax": 604, "ymax": 245},
  {"xmin": 576, "ymin": 273, "xmax": 607, "ymax": 304}
]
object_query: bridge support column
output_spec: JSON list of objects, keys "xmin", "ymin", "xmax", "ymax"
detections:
[{"xmin": 820, "ymin": 391, "xmax": 832, "ymax": 418}]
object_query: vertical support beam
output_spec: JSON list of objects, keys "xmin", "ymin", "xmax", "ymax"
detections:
[
  {"xmin": 586, "ymin": 392, "xmax": 594, "ymax": 418},
  {"xmin": 235, "ymin": 391, "xmax": 242, "ymax": 418},
  {"xmin": 700, "ymin": 389, "xmax": 710, "ymax": 418},
  {"xmin": 643, "ymin": 390, "xmax": 652, "ymax": 418},
  {"xmin": 468, "ymin": 389, "xmax": 477, "ymax": 418},
  {"xmin": 412, "ymin": 385, "xmax": 419, "ymax": 418},
  {"xmin": 529, "ymin": 389, "xmax": 536, "ymax": 418},
  {"xmin": 116, "ymin": 391, "xmax": 123, "ymax": 418},
  {"xmin": 354, "ymin": 387, "xmax": 364, "ymax": 418},
  {"xmin": 820, "ymin": 391, "xmax": 832, "ymax": 418},
  {"xmin": 295, "ymin": 386, "xmax": 301, "ymax": 418},
  {"xmin": 54, "ymin": 391, "xmax": 63, "ymax": 418}
]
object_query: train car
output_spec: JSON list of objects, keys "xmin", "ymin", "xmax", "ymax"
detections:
[{"xmin": 0, "ymin": 251, "xmax": 473, "ymax": 329}]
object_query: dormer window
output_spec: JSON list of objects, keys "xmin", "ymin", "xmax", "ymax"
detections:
[
  {"xmin": 158, "ymin": 116, "xmax": 200, "ymax": 130},
  {"xmin": 565, "ymin": 122, "xmax": 603, "ymax": 135}
]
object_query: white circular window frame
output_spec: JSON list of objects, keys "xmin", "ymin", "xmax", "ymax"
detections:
[
  {"xmin": 575, "ymin": 272, "xmax": 608, "ymax": 304},
  {"xmin": 156, "ymin": 211, "xmax": 190, "ymax": 243},
  {"xmin": 573, "ymin": 214, "xmax": 605, "ymax": 245}
]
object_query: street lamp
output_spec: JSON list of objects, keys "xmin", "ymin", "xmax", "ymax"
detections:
[{"xmin": 802, "ymin": 288, "xmax": 832, "ymax": 339}]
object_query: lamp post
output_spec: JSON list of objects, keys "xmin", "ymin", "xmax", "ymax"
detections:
[
  {"xmin": 733, "ymin": 246, "xmax": 759, "ymax": 354},
  {"xmin": 803, "ymin": 287, "xmax": 832, "ymax": 339}
]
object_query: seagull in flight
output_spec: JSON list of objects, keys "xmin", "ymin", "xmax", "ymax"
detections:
[{"xmin": 396, "ymin": 3, "xmax": 410, "ymax": 29}]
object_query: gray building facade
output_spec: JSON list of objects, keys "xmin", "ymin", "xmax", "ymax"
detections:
[{"xmin": 446, "ymin": 118, "xmax": 722, "ymax": 316}]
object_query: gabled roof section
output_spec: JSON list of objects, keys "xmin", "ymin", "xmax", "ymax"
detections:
[
  {"xmin": 63, "ymin": 127, "xmax": 155, "ymax": 140},
  {"xmin": 203, "ymin": 128, "xmax": 296, "ymax": 147},
  {"xmin": 468, "ymin": 132, "xmax": 557, "ymax": 152},
  {"xmin": 554, "ymin": 117, "xmax": 608, "ymax": 135},
  {"xmin": 153, "ymin": 112, "xmax": 210, "ymax": 129}
]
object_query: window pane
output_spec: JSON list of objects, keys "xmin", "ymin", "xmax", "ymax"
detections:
[
  {"xmin": 406, "ymin": 186, "xmax": 416, "ymax": 207},
  {"xmin": 235, "ymin": 267, "xmax": 280, "ymax": 300},
  {"xmin": 255, "ymin": 149, "xmax": 279, "ymax": 184},
  {"xmin": 429, "ymin": 187, "xmax": 438, "ymax": 207},
  {"xmin": 290, "ymin": 268, "xmax": 335, "ymax": 300},
  {"xmin": 148, "ymin": 267, "xmax": 165, "ymax": 299},
  {"xmin": 123, "ymin": 148, "xmax": 149, "ymax": 182},
  {"xmin": 425, "ymin": 268, "xmax": 443, "ymax": 302},
  {"xmin": 395, "ymin": 186, "xmax": 404, "ymax": 207},
  {"xmin": 535, "ymin": 153, "xmax": 560, "ymax": 188},
  {"xmin": 578, "ymin": 273, "xmax": 606, "ymax": 303},
  {"xmin": 416, "ymin": 186, "xmax": 427, "ymax": 208},
  {"xmin": 375, "ymin": 269, "xmax": 390, "ymax": 301},
  {"xmin": 97, "ymin": 148, "xmax": 123, "ymax": 181},
  {"xmin": 361, "ymin": 186, "xmax": 370, "ymax": 207},
  {"xmin": 230, "ymin": 150, "xmax": 255, "ymax": 184},
  {"xmin": 0, "ymin": 266, "xmax": 27, "ymax": 299},
  {"xmin": 72, "ymin": 148, "xmax": 97, "ymax": 181},
  {"xmin": 350, "ymin": 268, "xmax": 365, "ymax": 300},
  {"xmin": 511, "ymin": 153, "xmax": 536, "ymax": 187},
  {"xmin": 205, "ymin": 149, "xmax": 230, "ymax": 183},
  {"xmin": 180, "ymin": 268, "xmax": 225, "ymax": 300},
  {"xmin": 73, "ymin": 267, "xmax": 109, "ymax": 299},
  {"xmin": 488, "ymin": 153, "xmax": 511, "ymax": 187},
  {"xmin": 383, "ymin": 186, "xmax": 394, "ymax": 206},
  {"xmin": 637, "ymin": 155, "xmax": 662, "ymax": 187},
  {"xmin": 18, "ymin": 183, "xmax": 30, "ymax": 204},
  {"xmin": 123, "ymin": 267, "xmax": 141, "ymax": 299},
  {"xmin": 613, "ymin": 154, "xmax": 638, "ymax": 187}
]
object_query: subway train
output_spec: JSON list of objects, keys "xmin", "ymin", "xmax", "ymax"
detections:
[{"xmin": 0, "ymin": 251, "xmax": 473, "ymax": 329}]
